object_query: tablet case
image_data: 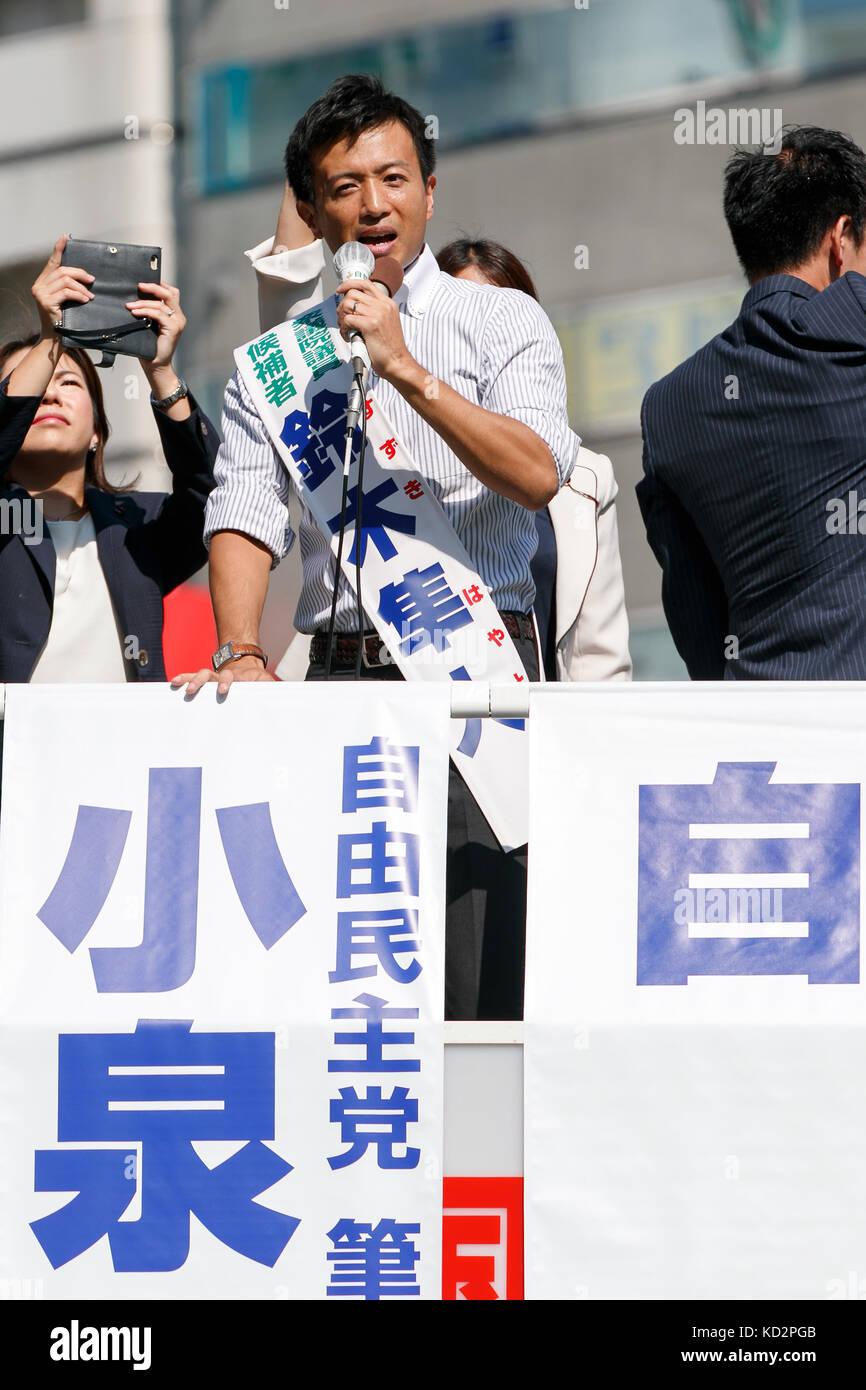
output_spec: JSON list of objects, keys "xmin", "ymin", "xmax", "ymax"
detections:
[{"xmin": 60, "ymin": 238, "xmax": 162, "ymax": 367}]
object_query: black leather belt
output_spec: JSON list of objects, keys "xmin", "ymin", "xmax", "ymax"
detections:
[
  {"xmin": 500, "ymin": 612, "xmax": 535, "ymax": 642},
  {"xmin": 310, "ymin": 630, "xmax": 391, "ymax": 668},
  {"xmin": 310, "ymin": 611, "xmax": 534, "ymax": 670}
]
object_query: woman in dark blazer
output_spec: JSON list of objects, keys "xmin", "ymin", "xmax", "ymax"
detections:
[{"xmin": 0, "ymin": 235, "xmax": 218, "ymax": 684}]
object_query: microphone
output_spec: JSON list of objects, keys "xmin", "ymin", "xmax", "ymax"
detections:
[
  {"xmin": 334, "ymin": 241, "xmax": 375, "ymax": 374},
  {"xmin": 333, "ymin": 242, "xmax": 404, "ymax": 433}
]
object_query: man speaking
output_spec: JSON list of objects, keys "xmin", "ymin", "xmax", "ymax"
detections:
[{"xmin": 182, "ymin": 75, "xmax": 579, "ymax": 1019}]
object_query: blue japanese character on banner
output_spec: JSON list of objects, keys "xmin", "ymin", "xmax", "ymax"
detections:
[
  {"xmin": 38, "ymin": 768, "xmax": 200, "ymax": 992},
  {"xmin": 341, "ymin": 737, "xmax": 419, "ymax": 813},
  {"xmin": 36, "ymin": 769, "xmax": 306, "ymax": 992},
  {"xmin": 327, "ymin": 478, "xmax": 416, "ymax": 565},
  {"xmin": 30, "ymin": 1021, "xmax": 298, "ymax": 1272},
  {"xmin": 280, "ymin": 411, "xmax": 333, "ymax": 491},
  {"xmin": 215, "ymin": 802, "xmax": 307, "ymax": 949},
  {"xmin": 379, "ymin": 565, "xmax": 473, "ymax": 657},
  {"xmin": 329, "ymin": 909, "xmax": 421, "ymax": 984},
  {"xmin": 328, "ymin": 1086, "xmax": 419, "ymax": 1169},
  {"xmin": 328, "ymin": 994, "xmax": 420, "ymax": 1072},
  {"xmin": 637, "ymin": 762, "xmax": 860, "ymax": 985},
  {"xmin": 309, "ymin": 387, "xmax": 353, "ymax": 454},
  {"xmin": 280, "ymin": 389, "xmax": 351, "ymax": 492},
  {"xmin": 326, "ymin": 1219, "xmax": 420, "ymax": 1298},
  {"xmin": 336, "ymin": 821, "xmax": 419, "ymax": 898}
]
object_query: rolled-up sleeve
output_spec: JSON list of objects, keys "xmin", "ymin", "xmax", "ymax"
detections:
[
  {"xmin": 203, "ymin": 369, "xmax": 293, "ymax": 569},
  {"xmin": 245, "ymin": 235, "xmax": 328, "ymax": 331},
  {"xmin": 481, "ymin": 291, "xmax": 579, "ymax": 489}
]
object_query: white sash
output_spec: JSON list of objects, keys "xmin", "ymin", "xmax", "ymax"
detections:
[{"xmin": 235, "ymin": 298, "xmax": 530, "ymax": 850}]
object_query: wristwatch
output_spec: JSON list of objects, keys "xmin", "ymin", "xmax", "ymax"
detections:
[
  {"xmin": 151, "ymin": 377, "xmax": 189, "ymax": 411},
  {"xmin": 212, "ymin": 642, "xmax": 268, "ymax": 672}
]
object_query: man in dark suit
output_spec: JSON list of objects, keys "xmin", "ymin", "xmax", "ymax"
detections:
[{"xmin": 637, "ymin": 125, "xmax": 866, "ymax": 678}]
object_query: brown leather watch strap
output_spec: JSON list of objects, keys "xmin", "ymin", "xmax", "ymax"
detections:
[{"xmin": 212, "ymin": 642, "xmax": 269, "ymax": 671}]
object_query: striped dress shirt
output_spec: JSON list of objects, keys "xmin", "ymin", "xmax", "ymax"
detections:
[{"xmin": 204, "ymin": 242, "xmax": 578, "ymax": 632}]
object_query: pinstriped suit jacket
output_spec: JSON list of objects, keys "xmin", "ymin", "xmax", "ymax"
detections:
[{"xmin": 637, "ymin": 271, "xmax": 866, "ymax": 679}]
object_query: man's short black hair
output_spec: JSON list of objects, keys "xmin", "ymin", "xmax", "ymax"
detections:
[
  {"xmin": 284, "ymin": 73, "xmax": 436, "ymax": 205},
  {"xmin": 723, "ymin": 125, "xmax": 866, "ymax": 281}
]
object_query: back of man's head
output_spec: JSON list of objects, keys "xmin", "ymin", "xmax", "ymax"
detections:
[
  {"xmin": 723, "ymin": 125, "xmax": 866, "ymax": 282},
  {"xmin": 285, "ymin": 73, "xmax": 436, "ymax": 205}
]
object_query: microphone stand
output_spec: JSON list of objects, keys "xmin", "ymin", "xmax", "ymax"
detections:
[
  {"xmin": 352, "ymin": 366, "xmax": 370, "ymax": 679},
  {"xmin": 324, "ymin": 245, "xmax": 402, "ymax": 680},
  {"xmin": 323, "ymin": 346, "xmax": 369, "ymax": 680}
]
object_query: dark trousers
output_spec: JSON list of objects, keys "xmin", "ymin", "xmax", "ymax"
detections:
[{"xmin": 306, "ymin": 633, "xmax": 538, "ymax": 1021}]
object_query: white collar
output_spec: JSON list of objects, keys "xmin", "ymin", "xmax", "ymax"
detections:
[{"xmin": 393, "ymin": 243, "xmax": 440, "ymax": 319}]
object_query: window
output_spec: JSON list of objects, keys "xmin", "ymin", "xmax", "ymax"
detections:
[
  {"xmin": 0, "ymin": 0, "xmax": 85, "ymax": 39},
  {"xmin": 197, "ymin": 1, "xmax": 810, "ymax": 195}
]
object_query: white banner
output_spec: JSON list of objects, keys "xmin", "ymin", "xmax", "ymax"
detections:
[
  {"xmin": 0, "ymin": 683, "xmax": 448, "ymax": 1300},
  {"xmin": 525, "ymin": 683, "xmax": 866, "ymax": 1300},
  {"xmin": 236, "ymin": 302, "xmax": 529, "ymax": 851}
]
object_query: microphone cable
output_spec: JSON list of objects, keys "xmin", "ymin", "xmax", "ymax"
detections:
[
  {"xmin": 323, "ymin": 370, "xmax": 369, "ymax": 680},
  {"xmin": 353, "ymin": 384, "xmax": 369, "ymax": 679},
  {"xmin": 323, "ymin": 418, "xmax": 357, "ymax": 680},
  {"xmin": 325, "ymin": 244, "xmax": 402, "ymax": 680}
]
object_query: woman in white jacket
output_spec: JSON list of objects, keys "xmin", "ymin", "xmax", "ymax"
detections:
[
  {"xmin": 244, "ymin": 190, "xmax": 631, "ymax": 682},
  {"xmin": 436, "ymin": 238, "xmax": 631, "ymax": 682}
]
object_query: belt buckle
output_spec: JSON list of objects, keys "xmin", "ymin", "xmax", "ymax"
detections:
[{"xmin": 361, "ymin": 635, "xmax": 391, "ymax": 669}]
